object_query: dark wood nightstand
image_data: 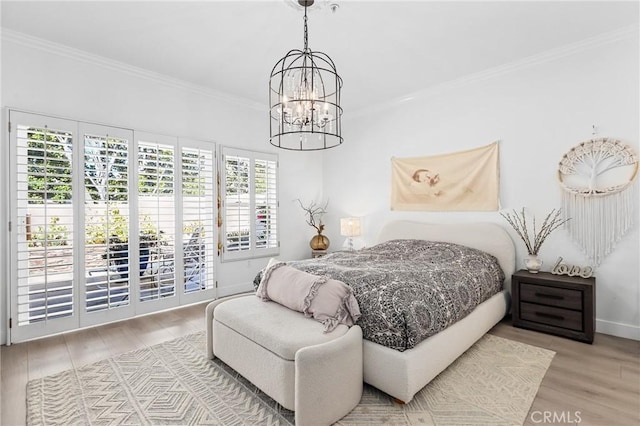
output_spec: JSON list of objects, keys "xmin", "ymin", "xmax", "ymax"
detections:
[{"xmin": 511, "ymin": 270, "xmax": 595, "ymax": 343}]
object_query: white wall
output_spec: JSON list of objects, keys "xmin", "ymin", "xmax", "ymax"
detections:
[
  {"xmin": 0, "ymin": 33, "xmax": 324, "ymax": 344},
  {"xmin": 2, "ymin": 26, "xmax": 638, "ymax": 342},
  {"xmin": 323, "ymin": 30, "xmax": 640, "ymax": 340}
]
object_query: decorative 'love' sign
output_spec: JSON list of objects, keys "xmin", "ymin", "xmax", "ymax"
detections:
[{"xmin": 551, "ymin": 257, "xmax": 593, "ymax": 278}]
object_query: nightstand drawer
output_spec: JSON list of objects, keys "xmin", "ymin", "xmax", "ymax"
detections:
[
  {"xmin": 520, "ymin": 283, "xmax": 582, "ymax": 310},
  {"xmin": 520, "ymin": 302, "xmax": 583, "ymax": 331}
]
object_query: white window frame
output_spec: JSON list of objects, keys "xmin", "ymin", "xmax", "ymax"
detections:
[{"xmin": 221, "ymin": 146, "xmax": 279, "ymax": 262}]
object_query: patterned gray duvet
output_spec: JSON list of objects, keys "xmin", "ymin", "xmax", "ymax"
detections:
[{"xmin": 284, "ymin": 239, "xmax": 505, "ymax": 351}]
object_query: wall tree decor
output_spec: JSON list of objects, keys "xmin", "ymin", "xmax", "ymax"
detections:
[{"xmin": 558, "ymin": 137, "xmax": 638, "ymax": 267}]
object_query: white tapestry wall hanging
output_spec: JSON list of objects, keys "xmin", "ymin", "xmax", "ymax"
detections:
[
  {"xmin": 391, "ymin": 142, "xmax": 499, "ymax": 211},
  {"xmin": 558, "ymin": 138, "xmax": 638, "ymax": 267}
]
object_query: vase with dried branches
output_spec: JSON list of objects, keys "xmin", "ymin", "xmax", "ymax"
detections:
[
  {"xmin": 296, "ymin": 199, "xmax": 330, "ymax": 250},
  {"xmin": 500, "ymin": 208, "xmax": 570, "ymax": 273}
]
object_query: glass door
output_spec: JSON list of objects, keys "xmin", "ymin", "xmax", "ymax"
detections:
[
  {"xmin": 180, "ymin": 139, "xmax": 216, "ymax": 303},
  {"xmin": 8, "ymin": 111, "xmax": 217, "ymax": 343},
  {"xmin": 80, "ymin": 123, "xmax": 135, "ymax": 327},
  {"xmin": 135, "ymin": 132, "xmax": 179, "ymax": 314},
  {"xmin": 9, "ymin": 111, "xmax": 79, "ymax": 341}
]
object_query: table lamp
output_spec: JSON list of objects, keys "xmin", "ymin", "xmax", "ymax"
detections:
[{"xmin": 340, "ymin": 217, "xmax": 361, "ymax": 251}]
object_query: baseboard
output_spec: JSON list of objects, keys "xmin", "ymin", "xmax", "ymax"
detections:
[
  {"xmin": 596, "ymin": 319, "xmax": 640, "ymax": 341},
  {"xmin": 217, "ymin": 282, "xmax": 254, "ymax": 298}
]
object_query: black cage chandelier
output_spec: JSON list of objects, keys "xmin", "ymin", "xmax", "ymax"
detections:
[{"xmin": 269, "ymin": 0, "xmax": 343, "ymax": 151}]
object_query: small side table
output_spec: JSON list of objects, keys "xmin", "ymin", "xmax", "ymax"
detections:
[
  {"xmin": 511, "ymin": 270, "xmax": 595, "ymax": 343},
  {"xmin": 311, "ymin": 249, "xmax": 328, "ymax": 258}
]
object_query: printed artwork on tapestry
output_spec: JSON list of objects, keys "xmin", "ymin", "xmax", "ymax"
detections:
[{"xmin": 391, "ymin": 142, "xmax": 500, "ymax": 211}]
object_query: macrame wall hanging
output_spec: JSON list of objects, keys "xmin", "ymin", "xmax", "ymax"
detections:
[{"xmin": 558, "ymin": 137, "xmax": 638, "ymax": 267}]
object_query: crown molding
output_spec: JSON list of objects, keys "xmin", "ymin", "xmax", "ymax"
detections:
[
  {"xmin": 349, "ymin": 24, "xmax": 640, "ymax": 120},
  {"xmin": 3, "ymin": 23, "xmax": 637, "ymax": 119},
  {"xmin": 1, "ymin": 28, "xmax": 265, "ymax": 112}
]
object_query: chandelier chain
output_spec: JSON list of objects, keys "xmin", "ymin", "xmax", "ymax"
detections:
[{"xmin": 303, "ymin": 4, "xmax": 309, "ymax": 51}]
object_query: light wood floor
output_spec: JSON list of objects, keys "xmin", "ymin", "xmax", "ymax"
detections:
[
  {"xmin": 490, "ymin": 321, "xmax": 639, "ymax": 426},
  {"xmin": 1, "ymin": 304, "xmax": 638, "ymax": 426}
]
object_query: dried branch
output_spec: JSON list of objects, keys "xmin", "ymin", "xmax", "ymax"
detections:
[
  {"xmin": 500, "ymin": 208, "xmax": 570, "ymax": 255},
  {"xmin": 295, "ymin": 199, "xmax": 329, "ymax": 233}
]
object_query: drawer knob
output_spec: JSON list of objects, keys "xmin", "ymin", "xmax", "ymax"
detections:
[{"xmin": 535, "ymin": 292, "xmax": 564, "ymax": 300}]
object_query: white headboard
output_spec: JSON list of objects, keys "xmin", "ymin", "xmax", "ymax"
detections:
[{"xmin": 377, "ymin": 221, "xmax": 516, "ymax": 291}]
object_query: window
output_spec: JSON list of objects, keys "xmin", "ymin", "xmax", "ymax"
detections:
[
  {"xmin": 221, "ymin": 147, "xmax": 278, "ymax": 261},
  {"xmin": 8, "ymin": 110, "xmax": 217, "ymax": 343}
]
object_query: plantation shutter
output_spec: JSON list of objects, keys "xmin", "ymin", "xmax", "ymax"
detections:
[
  {"xmin": 181, "ymin": 145, "xmax": 216, "ymax": 294},
  {"xmin": 82, "ymin": 124, "xmax": 134, "ymax": 324},
  {"xmin": 254, "ymin": 158, "xmax": 278, "ymax": 251},
  {"xmin": 223, "ymin": 152, "xmax": 251, "ymax": 255},
  {"xmin": 137, "ymin": 139, "xmax": 177, "ymax": 302},
  {"xmin": 222, "ymin": 147, "xmax": 279, "ymax": 261},
  {"xmin": 14, "ymin": 121, "xmax": 76, "ymax": 327}
]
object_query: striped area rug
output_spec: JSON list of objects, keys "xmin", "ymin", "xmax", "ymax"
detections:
[{"xmin": 27, "ymin": 331, "xmax": 554, "ymax": 425}]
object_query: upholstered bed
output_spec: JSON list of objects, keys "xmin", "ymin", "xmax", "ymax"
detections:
[
  {"xmin": 280, "ymin": 221, "xmax": 515, "ymax": 402},
  {"xmin": 361, "ymin": 221, "xmax": 515, "ymax": 402}
]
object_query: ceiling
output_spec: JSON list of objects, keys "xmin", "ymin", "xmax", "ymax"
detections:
[{"xmin": 2, "ymin": 1, "xmax": 638, "ymax": 113}]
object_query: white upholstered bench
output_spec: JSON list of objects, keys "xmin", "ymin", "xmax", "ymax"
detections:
[{"xmin": 205, "ymin": 294, "xmax": 363, "ymax": 426}]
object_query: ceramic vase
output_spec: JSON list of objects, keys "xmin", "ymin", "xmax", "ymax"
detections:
[{"xmin": 524, "ymin": 254, "xmax": 543, "ymax": 273}]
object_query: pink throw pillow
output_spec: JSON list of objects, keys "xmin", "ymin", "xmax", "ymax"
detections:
[{"xmin": 257, "ymin": 262, "xmax": 361, "ymax": 332}]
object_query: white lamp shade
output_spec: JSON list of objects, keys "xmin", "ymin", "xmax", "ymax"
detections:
[{"xmin": 340, "ymin": 217, "xmax": 361, "ymax": 237}]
